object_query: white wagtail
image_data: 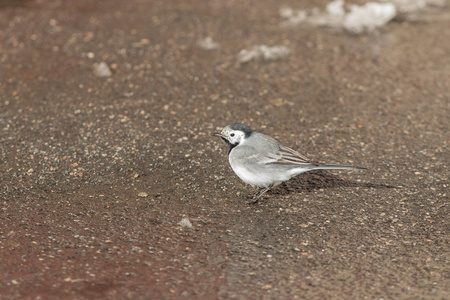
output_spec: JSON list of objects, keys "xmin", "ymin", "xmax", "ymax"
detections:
[{"xmin": 212, "ymin": 123, "xmax": 367, "ymax": 203}]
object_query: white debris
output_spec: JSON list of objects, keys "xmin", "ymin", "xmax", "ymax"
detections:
[
  {"xmin": 178, "ymin": 218, "xmax": 193, "ymax": 229},
  {"xmin": 281, "ymin": 0, "xmax": 396, "ymax": 33},
  {"xmin": 279, "ymin": 7, "xmax": 294, "ymax": 19},
  {"xmin": 237, "ymin": 45, "xmax": 291, "ymax": 63},
  {"xmin": 307, "ymin": 0, "xmax": 347, "ymax": 28},
  {"xmin": 237, "ymin": 47, "xmax": 260, "ymax": 63},
  {"xmin": 343, "ymin": 2, "xmax": 397, "ymax": 33},
  {"xmin": 279, "ymin": 7, "xmax": 307, "ymax": 24},
  {"xmin": 197, "ymin": 37, "xmax": 219, "ymax": 51},
  {"xmin": 93, "ymin": 62, "xmax": 112, "ymax": 77},
  {"xmin": 281, "ymin": 0, "xmax": 445, "ymax": 33},
  {"xmin": 327, "ymin": 0, "xmax": 345, "ymax": 17}
]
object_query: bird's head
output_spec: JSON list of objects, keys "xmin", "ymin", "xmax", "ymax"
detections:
[{"xmin": 212, "ymin": 123, "xmax": 253, "ymax": 149}]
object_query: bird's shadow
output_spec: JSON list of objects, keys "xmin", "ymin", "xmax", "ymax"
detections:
[{"xmin": 270, "ymin": 170, "xmax": 395, "ymax": 196}]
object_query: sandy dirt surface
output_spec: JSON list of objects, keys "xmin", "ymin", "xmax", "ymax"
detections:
[{"xmin": 0, "ymin": 0, "xmax": 449, "ymax": 298}]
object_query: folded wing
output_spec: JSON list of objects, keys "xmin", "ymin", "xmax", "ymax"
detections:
[{"xmin": 267, "ymin": 144, "xmax": 317, "ymax": 166}]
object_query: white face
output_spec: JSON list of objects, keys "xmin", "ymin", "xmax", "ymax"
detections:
[{"xmin": 221, "ymin": 128, "xmax": 246, "ymax": 145}]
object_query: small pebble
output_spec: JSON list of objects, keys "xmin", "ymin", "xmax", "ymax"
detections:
[
  {"xmin": 197, "ymin": 37, "xmax": 219, "ymax": 51},
  {"xmin": 93, "ymin": 62, "xmax": 112, "ymax": 77},
  {"xmin": 178, "ymin": 218, "xmax": 192, "ymax": 229}
]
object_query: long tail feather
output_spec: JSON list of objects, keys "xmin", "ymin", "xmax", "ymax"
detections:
[{"xmin": 314, "ymin": 164, "xmax": 367, "ymax": 170}]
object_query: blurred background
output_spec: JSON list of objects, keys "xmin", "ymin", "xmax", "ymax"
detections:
[{"xmin": 0, "ymin": 0, "xmax": 448, "ymax": 298}]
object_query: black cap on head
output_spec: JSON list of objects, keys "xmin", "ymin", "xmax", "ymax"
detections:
[{"xmin": 228, "ymin": 123, "xmax": 253, "ymax": 138}]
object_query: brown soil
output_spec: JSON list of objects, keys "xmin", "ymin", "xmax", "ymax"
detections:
[{"xmin": 0, "ymin": 0, "xmax": 449, "ymax": 299}]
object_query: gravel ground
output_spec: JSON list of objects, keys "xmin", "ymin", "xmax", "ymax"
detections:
[{"xmin": 0, "ymin": 0, "xmax": 449, "ymax": 299}]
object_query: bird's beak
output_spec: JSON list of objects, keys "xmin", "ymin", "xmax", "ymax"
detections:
[{"xmin": 211, "ymin": 132, "xmax": 223, "ymax": 137}]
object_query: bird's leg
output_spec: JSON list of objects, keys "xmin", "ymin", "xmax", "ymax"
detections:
[
  {"xmin": 246, "ymin": 188, "xmax": 263, "ymax": 199},
  {"xmin": 247, "ymin": 185, "xmax": 273, "ymax": 204}
]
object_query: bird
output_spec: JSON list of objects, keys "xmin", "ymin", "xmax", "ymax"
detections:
[{"xmin": 212, "ymin": 123, "xmax": 367, "ymax": 203}]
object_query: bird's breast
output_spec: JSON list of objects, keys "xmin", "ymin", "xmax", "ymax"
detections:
[{"xmin": 228, "ymin": 154, "xmax": 276, "ymax": 188}]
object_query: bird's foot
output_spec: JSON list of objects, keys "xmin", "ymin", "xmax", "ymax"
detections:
[
  {"xmin": 245, "ymin": 197, "xmax": 259, "ymax": 204},
  {"xmin": 244, "ymin": 185, "xmax": 273, "ymax": 204}
]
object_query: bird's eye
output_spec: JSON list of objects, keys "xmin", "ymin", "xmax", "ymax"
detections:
[{"xmin": 230, "ymin": 133, "xmax": 235, "ymax": 137}]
